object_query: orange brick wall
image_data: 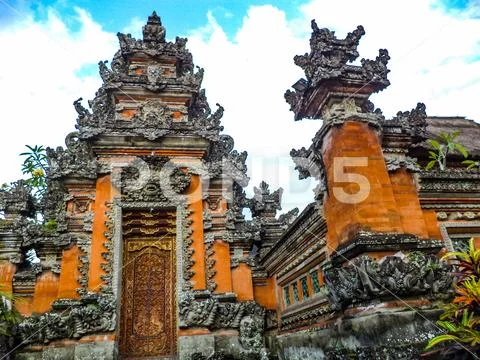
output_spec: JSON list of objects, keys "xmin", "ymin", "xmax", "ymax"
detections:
[
  {"xmin": 57, "ymin": 245, "xmax": 81, "ymax": 299},
  {"xmin": 231, "ymin": 263, "xmax": 254, "ymax": 301},
  {"xmin": 212, "ymin": 240, "xmax": 233, "ymax": 293},
  {"xmin": 31, "ymin": 271, "xmax": 59, "ymax": 314},
  {"xmin": 389, "ymin": 169, "xmax": 428, "ymax": 238},
  {"xmin": 322, "ymin": 121, "xmax": 403, "ymax": 251},
  {"xmin": 187, "ymin": 175, "xmax": 206, "ymax": 290},
  {"xmin": 88, "ymin": 175, "xmax": 117, "ymax": 291},
  {"xmin": 253, "ymin": 278, "xmax": 277, "ymax": 310}
]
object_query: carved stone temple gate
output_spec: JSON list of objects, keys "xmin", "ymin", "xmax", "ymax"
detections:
[
  {"xmin": 8, "ymin": 12, "xmax": 278, "ymax": 360},
  {"xmin": 4, "ymin": 9, "xmax": 480, "ymax": 360},
  {"xmin": 119, "ymin": 209, "xmax": 177, "ymax": 358}
]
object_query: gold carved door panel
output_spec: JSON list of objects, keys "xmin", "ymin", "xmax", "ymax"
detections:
[{"xmin": 119, "ymin": 210, "xmax": 176, "ymax": 358}]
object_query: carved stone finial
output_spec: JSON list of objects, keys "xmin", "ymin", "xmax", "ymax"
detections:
[
  {"xmin": 46, "ymin": 132, "xmax": 97, "ymax": 180},
  {"xmin": 0, "ymin": 181, "xmax": 36, "ymax": 219},
  {"xmin": 391, "ymin": 102, "xmax": 428, "ymax": 142},
  {"xmin": 285, "ymin": 21, "xmax": 390, "ymax": 121},
  {"xmin": 294, "ymin": 21, "xmax": 365, "ymax": 88},
  {"xmin": 142, "ymin": 11, "xmax": 166, "ymax": 43},
  {"xmin": 249, "ymin": 181, "xmax": 282, "ymax": 219}
]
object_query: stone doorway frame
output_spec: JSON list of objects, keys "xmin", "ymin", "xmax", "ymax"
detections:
[{"xmin": 109, "ymin": 200, "xmax": 187, "ymax": 357}]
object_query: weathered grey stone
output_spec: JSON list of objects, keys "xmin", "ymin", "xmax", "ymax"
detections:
[
  {"xmin": 274, "ymin": 309, "xmax": 441, "ymax": 360},
  {"xmin": 15, "ymin": 342, "xmax": 114, "ymax": 360},
  {"xmin": 14, "ymin": 352, "xmax": 42, "ymax": 360},
  {"xmin": 41, "ymin": 346, "xmax": 75, "ymax": 360},
  {"xmin": 74, "ymin": 342, "xmax": 114, "ymax": 360},
  {"xmin": 179, "ymin": 334, "xmax": 215, "ymax": 360}
]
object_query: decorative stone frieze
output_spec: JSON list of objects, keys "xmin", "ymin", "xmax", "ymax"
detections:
[
  {"xmin": 285, "ymin": 20, "xmax": 390, "ymax": 121},
  {"xmin": 324, "ymin": 252, "xmax": 453, "ymax": 310},
  {"xmin": 46, "ymin": 132, "xmax": 97, "ymax": 180},
  {"xmin": 384, "ymin": 155, "xmax": 420, "ymax": 172},
  {"xmin": 418, "ymin": 169, "xmax": 480, "ymax": 193},
  {"xmin": 17, "ymin": 293, "xmax": 116, "ymax": 344},
  {"xmin": 178, "ymin": 292, "xmax": 265, "ymax": 330}
]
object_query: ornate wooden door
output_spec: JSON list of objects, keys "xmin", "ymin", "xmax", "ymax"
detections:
[{"xmin": 119, "ymin": 210, "xmax": 176, "ymax": 358}]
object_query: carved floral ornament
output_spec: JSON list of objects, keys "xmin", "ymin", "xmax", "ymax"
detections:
[
  {"xmin": 285, "ymin": 20, "xmax": 391, "ymax": 121},
  {"xmin": 324, "ymin": 252, "xmax": 453, "ymax": 310},
  {"xmin": 117, "ymin": 156, "xmax": 196, "ymax": 204}
]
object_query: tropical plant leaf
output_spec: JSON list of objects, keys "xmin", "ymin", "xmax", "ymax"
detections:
[
  {"xmin": 455, "ymin": 143, "xmax": 469, "ymax": 158},
  {"xmin": 425, "ymin": 334, "xmax": 461, "ymax": 349},
  {"xmin": 425, "ymin": 160, "xmax": 436, "ymax": 170}
]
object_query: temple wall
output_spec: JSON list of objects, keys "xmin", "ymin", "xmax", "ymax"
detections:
[
  {"xmin": 231, "ymin": 263, "xmax": 254, "ymax": 301},
  {"xmin": 187, "ymin": 174, "xmax": 206, "ymax": 290},
  {"xmin": 31, "ymin": 271, "xmax": 59, "ymax": 314},
  {"xmin": 211, "ymin": 240, "xmax": 233, "ymax": 293},
  {"xmin": 389, "ymin": 169, "xmax": 428, "ymax": 238},
  {"xmin": 88, "ymin": 174, "xmax": 116, "ymax": 292},
  {"xmin": 322, "ymin": 121, "xmax": 403, "ymax": 250},
  {"xmin": 57, "ymin": 244, "xmax": 81, "ymax": 299}
]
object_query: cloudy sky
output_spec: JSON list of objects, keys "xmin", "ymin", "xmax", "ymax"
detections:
[{"xmin": 1, "ymin": 0, "xmax": 479, "ymax": 213}]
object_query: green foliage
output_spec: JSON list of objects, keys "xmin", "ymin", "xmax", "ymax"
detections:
[
  {"xmin": 426, "ymin": 131, "xmax": 469, "ymax": 171},
  {"xmin": 20, "ymin": 145, "xmax": 48, "ymax": 198},
  {"xmin": 462, "ymin": 159, "xmax": 480, "ymax": 170},
  {"xmin": 43, "ymin": 219, "xmax": 58, "ymax": 234},
  {"xmin": 0, "ymin": 286, "xmax": 22, "ymax": 336},
  {"xmin": 426, "ymin": 239, "xmax": 480, "ymax": 351}
]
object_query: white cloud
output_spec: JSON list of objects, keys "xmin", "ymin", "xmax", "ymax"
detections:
[
  {"xmin": 295, "ymin": 0, "xmax": 480, "ymax": 120},
  {"xmin": 186, "ymin": 1, "xmax": 480, "ymax": 211},
  {"xmin": 1, "ymin": 1, "xmax": 479, "ymax": 212},
  {"xmin": 0, "ymin": 8, "xmax": 117, "ymax": 184},
  {"xmin": 187, "ymin": 6, "xmax": 320, "ymax": 210}
]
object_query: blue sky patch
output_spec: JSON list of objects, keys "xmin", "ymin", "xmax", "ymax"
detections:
[{"xmin": 2, "ymin": 0, "xmax": 305, "ymax": 39}]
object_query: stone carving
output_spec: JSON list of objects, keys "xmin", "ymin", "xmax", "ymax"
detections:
[
  {"xmin": 290, "ymin": 147, "xmax": 327, "ymax": 196},
  {"xmin": 142, "ymin": 11, "xmax": 166, "ymax": 43},
  {"xmin": 76, "ymin": 233, "xmax": 92, "ymax": 295},
  {"xmin": 179, "ymin": 292, "xmax": 265, "ymax": 330},
  {"xmin": 98, "ymin": 60, "xmax": 114, "ymax": 84},
  {"xmin": 231, "ymin": 256, "xmax": 256, "ymax": 269},
  {"xmin": 46, "ymin": 132, "xmax": 97, "ymax": 180},
  {"xmin": 361, "ymin": 48, "xmax": 390, "ymax": 85},
  {"xmin": 249, "ymin": 182, "xmax": 282, "ymax": 218},
  {"xmin": 265, "ymin": 310, "xmax": 278, "ymax": 330},
  {"xmin": 170, "ymin": 168, "xmax": 192, "ymax": 194},
  {"xmin": 437, "ymin": 211, "xmax": 480, "ymax": 221},
  {"xmin": 390, "ymin": 102, "xmax": 428, "ymax": 142},
  {"xmin": 73, "ymin": 97, "xmax": 90, "ymax": 122},
  {"xmin": 290, "ymin": 147, "xmax": 317, "ymax": 180},
  {"xmin": 324, "ymin": 252, "xmax": 454, "ymax": 310},
  {"xmin": 320, "ymin": 97, "xmax": 382, "ymax": 126},
  {"xmin": 294, "ymin": 21, "xmax": 365, "ymax": 87},
  {"xmin": 119, "ymin": 156, "xmax": 193, "ymax": 205},
  {"xmin": 100, "ymin": 203, "xmax": 115, "ymax": 294},
  {"xmin": 12, "ymin": 218, "xmax": 44, "ymax": 249},
  {"xmin": 0, "ymin": 180, "xmax": 36, "ymax": 219},
  {"xmin": 203, "ymin": 209, "xmax": 213, "ymax": 230},
  {"xmin": 239, "ymin": 315, "xmax": 263, "ymax": 351},
  {"xmin": 189, "ymin": 89, "xmax": 225, "ymax": 137},
  {"xmin": 285, "ymin": 21, "xmax": 390, "ymax": 121},
  {"xmin": 280, "ymin": 303, "xmax": 331, "ymax": 331},
  {"xmin": 278, "ymin": 207, "xmax": 299, "ymax": 227},
  {"xmin": 419, "ymin": 169, "xmax": 480, "ymax": 193},
  {"xmin": 384, "ymin": 155, "xmax": 420, "ymax": 172},
  {"xmin": 17, "ymin": 293, "xmax": 115, "ymax": 344},
  {"xmin": 72, "ymin": 14, "xmax": 221, "ymax": 143},
  {"xmin": 182, "ymin": 208, "xmax": 195, "ymax": 290},
  {"xmin": 205, "ymin": 238, "xmax": 217, "ymax": 292},
  {"xmin": 131, "ymin": 100, "xmax": 173, "ymax": 140},
  {"xmin": 41, "ymin": 179, "xmax": 68, "ymax": 234},
  {"xmin": 205, "ymin": 134, "xmax": 249, "ymax": 204}
]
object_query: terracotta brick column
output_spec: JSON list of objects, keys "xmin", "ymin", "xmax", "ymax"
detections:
[{"xmin": 320, "ymin": 120, "xmax": 403, "ymax": 252}]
